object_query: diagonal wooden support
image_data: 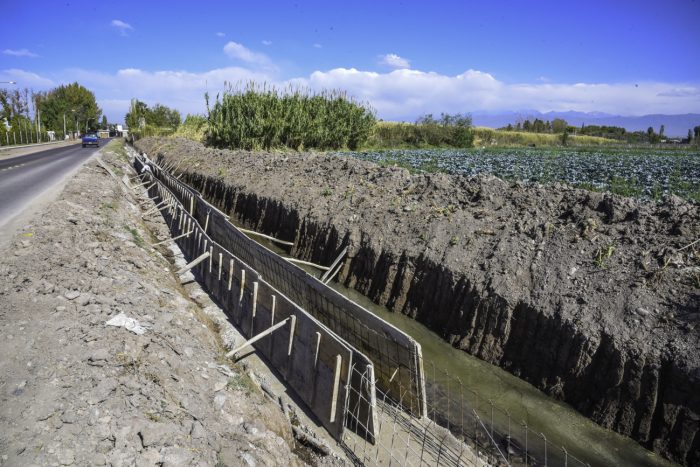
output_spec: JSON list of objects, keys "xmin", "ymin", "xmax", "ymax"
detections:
[
  {"xmin": 323, "ymin": 263, "xmax": 343, "ymax": 285},
  {"xmin": 151, "ymin": 230, "xmax": 193, "ymax": 246},
  {"xmin": 284, "ymin": 257, "xmax": 330, "ymax": 271},
  {"xmin": 225, "ymin": 317, "xmax": 291, "ymax": 358},
  {"xmin": 321, "ymin": 247, "xmax": 347, "ymax": 282},
  {"xmin": 176, "ymin": 251, "xmax": 210, "ymax": 275},
  {"xmin": 143, "ymin": 202, "xmax": 173, "ymax": 217},
  {"xmin": 238, "ymin": 227, "xmax": 294, "ymax": 246}
]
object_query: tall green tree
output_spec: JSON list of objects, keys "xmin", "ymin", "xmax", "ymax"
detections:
[
  {"xmin": 647, "ymin": 126, "xmax": 656, "ymax": 144},
  {"xmin": 125, "ymin": 99, "xmax": 181, "ymax": 130},
  {"xmin": 552, "ymin": 118, "xmax": 568, "ymax": 133},
  {"xmin": 101, "ymin": 115, "xmax": 108, "ymax": 129},
  {"xmin": 125, "ymin": 99, "xmax": 148, "ymax": 129},
  {"xmin": 36, "ymin": 82, "xmax": 101, "ymax": 134}
]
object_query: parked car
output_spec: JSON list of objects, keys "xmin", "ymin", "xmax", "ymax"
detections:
[{"xmin": 81, "ymin": 133, "xmax": 99, "ymax": 148}]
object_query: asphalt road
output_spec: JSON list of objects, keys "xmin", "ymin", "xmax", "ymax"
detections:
[{"xmin": 0, "ymin": 140, "xmax": 109, "ymax": 233}]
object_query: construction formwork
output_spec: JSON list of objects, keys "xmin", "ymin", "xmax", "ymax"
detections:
[
  {"xmin": 145, "ymin": 153, "xmax": 427, "ymax": 419},
  {"xmin": 134, "ymin": 155, "xmax": 376, "ymax": 441}
]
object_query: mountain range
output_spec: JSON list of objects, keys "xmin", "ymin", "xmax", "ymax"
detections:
[{"xmin": 470, "ymin": 111, "xmax": 700, "ymax": 137}]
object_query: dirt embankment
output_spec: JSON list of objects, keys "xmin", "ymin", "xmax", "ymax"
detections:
[
  {"xmin": 0, "ymin": 144, "xmax": 308, "ymax": 466},
  {"xmin": 137, "ymin": 136, "xmax": 699, "ymax": 465}
]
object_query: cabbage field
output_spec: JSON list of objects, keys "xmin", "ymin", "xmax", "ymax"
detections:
[{"xmin": 335, "ymin": 147, "xmax": 700, "ymax": 201}]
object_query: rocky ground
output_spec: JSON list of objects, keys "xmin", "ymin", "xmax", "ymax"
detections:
[
  {"xmin": 0, "ymin": 141, "xmax": 342, "ymax": 466},
  {"xmin": 135, "ymin": 136, "xmax": 699, "ymax": 464}
]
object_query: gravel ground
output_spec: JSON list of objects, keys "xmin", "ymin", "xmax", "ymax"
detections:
[{"xmin": 0, "ymin": 141, "xmax": 327, "ymax": 466}]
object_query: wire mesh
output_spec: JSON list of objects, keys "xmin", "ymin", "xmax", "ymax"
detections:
[{"xmin": 135, "ymin": 151, "xmax": 596, "ymax": 467}]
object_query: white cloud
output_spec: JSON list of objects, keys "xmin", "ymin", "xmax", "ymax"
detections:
[
  {"xmin": 262, "ymin": 40, "xmax": 272, "ymax": 46},
  {"xmin": 0, "ymin": 68, "xmax": 53, "ymax": 87},
  {"xmin": 313, "ymin": 43, "xmax": 322, "ymax": 49},
  {"xmin": 216, "ymin": 32, "xmax": 226, "ymax": 37},
  {"xmin": 6, "ymin": 65, "xmax": 699, "ymax": 125},
  {"xmin": 111, "ymin": 19, "xmax": 133, "ymax": 36},
  {"xmin": 299, "ymin": 68, "xmax": 700, "ymax": 119},
  {"xmin": 3, "ymin": 49, "xmax": 39, "ymax": 58},
  {"xmin": 223, "ymin": 41, "xmax": 271, "ymax": 68},
  {"xmin": 378, "ymin": 53, "xmax": 410, "ymax": 69}
]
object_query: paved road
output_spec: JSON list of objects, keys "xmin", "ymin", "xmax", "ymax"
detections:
[{"xmin": 0, "ymin": 140, "xmax": 109, "ymax": 232}]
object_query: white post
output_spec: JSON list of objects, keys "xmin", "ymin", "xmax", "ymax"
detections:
[
  {"xmin": 329, "ymin": 354, "xmax": 342, "ymax": 423},
  {"xmin": 287, "ymin": 315, "xmax": 297, "ymax": 356}
]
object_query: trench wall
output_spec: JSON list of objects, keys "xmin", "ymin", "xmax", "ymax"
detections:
[
  {"xmin": 178, "ymin": 169, "xmax": 699, "ymax": 465},
  {"xmin": 145, "ymin": 155, "xmax": 427, "ymax": 420},
  {"xmin": 134, "ymin": 156, "xmax": 372, "ymax": 441}
]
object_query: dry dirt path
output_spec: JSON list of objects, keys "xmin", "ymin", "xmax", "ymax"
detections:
[{"xmin": 0, "ymin": 141, "xmax": 323, "ymax": 466}]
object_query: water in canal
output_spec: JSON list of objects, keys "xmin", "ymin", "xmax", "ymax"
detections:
[{"xmin": 237, "ymin": 226, "xmax": 673, "ymax": 466}]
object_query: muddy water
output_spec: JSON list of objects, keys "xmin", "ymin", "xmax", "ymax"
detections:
[
  {"xmin": 239, "ymin": 230, "xmax": 673, "ymax": 467},
  {"xmin": 326, "ymin": 281, "xmax": 674, "ymax": 467}
]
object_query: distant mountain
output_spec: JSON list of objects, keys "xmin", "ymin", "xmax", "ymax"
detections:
[{"xmin": 471, "ymin": 111, "xmax": 700, "ymax": 137}]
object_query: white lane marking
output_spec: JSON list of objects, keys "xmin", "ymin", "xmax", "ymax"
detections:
[{"xmin": 1, "ymin": 163, "xmax": 27, "ymax": 172}]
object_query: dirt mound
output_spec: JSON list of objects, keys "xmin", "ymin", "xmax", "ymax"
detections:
[{"xmin": 136, "ymin": 136, "xmax": 699, "ymax": 464}]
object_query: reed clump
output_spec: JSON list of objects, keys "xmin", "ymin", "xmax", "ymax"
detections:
[{"xmin": 206, "ymin": 81, "xmax": 376, "ymax": 151}]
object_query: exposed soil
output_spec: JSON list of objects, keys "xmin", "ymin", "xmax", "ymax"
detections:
[
  {"xmin": 136, "ymin": 136, "xmax": 699, "ymax": 465},
  {"xmin": 0, "ymin": 143, "xmax": 337, "ymax": 466}
]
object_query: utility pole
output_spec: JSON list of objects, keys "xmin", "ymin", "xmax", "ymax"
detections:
[{"xmin": 63, "ymin": 113, "xmax": 66, "ymax": 139}]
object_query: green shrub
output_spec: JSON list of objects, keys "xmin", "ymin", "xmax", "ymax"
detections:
[
  {"xmin": 206, "ymin": 81, "xmax": 376, "ymax": 151},
  {"xmin": 366, "ymin": 114, "xmax": 475, "ymax": 149},
  {"xmin": 173, "ymin": 114, "xmax": 208, "ymax": 143}
]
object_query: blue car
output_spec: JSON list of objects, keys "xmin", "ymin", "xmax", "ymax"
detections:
[{"xmin": 81, "ymin": 133, "xmax": 99, "ymax": 148}]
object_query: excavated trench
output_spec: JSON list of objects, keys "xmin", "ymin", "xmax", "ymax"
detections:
[{"xmin": 137, "ymin": 137, "xmax": 699, "ymax": 465}]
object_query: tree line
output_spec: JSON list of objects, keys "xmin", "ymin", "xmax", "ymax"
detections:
[
  {"xmin": 500, "ymin": 118, "xmax": 699, "ymax": 145},
  {"xmin": 125, "ymin": 99, "xmax": 181, "ymax": 135},
  {"xmin": 1, "ymin": 82, "xmax": 103, "ymax": 145}
]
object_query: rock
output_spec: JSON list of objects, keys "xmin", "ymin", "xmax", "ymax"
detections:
[
  {"xmin": 139, "ymin": 422, "xmax": 177, "ymax": 448},
  {"xmin": 77, "ymin": 294, "xmax": 91, "ymax": 306},
  {"xmin": 64, "ymin": 290, "xmax": 80, "ymax": 300},
  {"xmin": 88, "ymin": 348, "xmax": 110, "ymax": 365},
  {"xmin": 135, "ymin": 449, "xmax": 162, "ymax": 467},
  {"xmin": 636, "ymin": 307, "xmax": 651, "ymax": 317},
  {"xmin": 161, "ymin": 447, "xmax": 193, "ymax": 467},
  {"xmin": 61, "ymin": 412, "xmax": 77, "ymax": 424},
  {"xmin": 58, "ymin": 449, "xmax": 75, "ymax": 465},
  {"xmin": 214, "ymin": 393, "xmax": 227, "ymax": 408}
]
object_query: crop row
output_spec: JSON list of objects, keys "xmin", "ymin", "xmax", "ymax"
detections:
[{"xmin": 335, "ymin": 147, "xmax": 700, "ymax": 201}]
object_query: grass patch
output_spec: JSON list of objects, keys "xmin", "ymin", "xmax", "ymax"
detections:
[
  {"xmin": 594, "ymin": 243, "xmax": 616, "ymax": 268},
  {"xmin": 227, "ymin": 373, "xmax": 259, "ymax": 395},
  {"xmin": 124, "ymin": 224, "xmax": 146, "ymax": 249},
  {"xmin": 105, "ymin": 138, "xmax": 130, "ymax": 163}
]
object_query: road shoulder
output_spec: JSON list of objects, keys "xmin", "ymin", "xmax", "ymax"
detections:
[{"xmin": 0, "ymin": 141, "xmax": 309, "ymax": 466}]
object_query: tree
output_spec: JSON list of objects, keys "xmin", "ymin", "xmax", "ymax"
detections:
[
  {"xmin": 688, "ymin": 129, "xmax": 693, "ymax": 143},
  {"xmin": 101, "ymin": 115, "xmax": 108, "ymax": 129},
  {"xmin": 647, "ymin": 126, "xmax": 656, "ymax": 144},
  {"xmin": 552, "ymin": 118, "xmax": 568, "ymax": 134},
  {"xmin": 659, "ymin": 125, "xmax": 665, "ymax": 138},
  {"xmin": 125, "ymin": 99, "xmax": 181, "ymax": 130},
  {"xmin": 125, "ymin": 99, "xmax": 148, "ymax": 129},
  {"xmin": 36, "ymin": 82, "xmax": 101, "ymax": 134},
  {"xmin": 149, "ymin": 104, "xmax": 181, "ymax": 128}
]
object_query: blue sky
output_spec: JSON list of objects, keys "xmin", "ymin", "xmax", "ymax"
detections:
[{"xmin": 2, "ymin": 0, "xmax": 699, "ymax": 123}]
